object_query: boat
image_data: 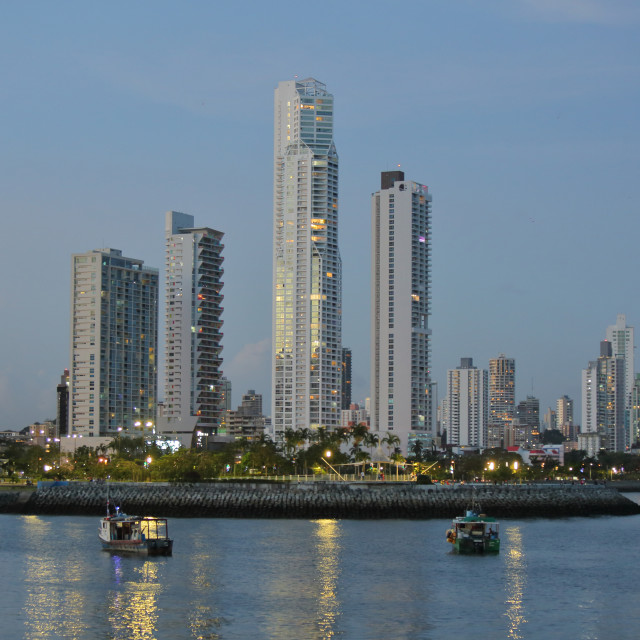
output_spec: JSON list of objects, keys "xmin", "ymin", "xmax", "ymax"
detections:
[
  {"xmin": 98, "ymin": 504, "xmax": 173, "ymax": 556},
  {"xmin": 446, "ymin": 508, "xmax": 500, "ymax": 554}
]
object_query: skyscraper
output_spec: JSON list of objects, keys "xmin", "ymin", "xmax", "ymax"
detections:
[
  {"xmin": 272, "ymin": 78, "xmax": 342, "ymax": 438},
  {"xmin": 370, "ymin": 170, "xmax": 434, "ymax": 452},
  {"xmin": 69, "ymin": 248, "xmax": 158, "ymax": 437},
  {"xmin": 582, "ymin": 341, "xmax": 625, "ymax": 452},
  {"xmin": 556, "ymin": 395, "xmax": 575, "ymax": 440},
  {"xmin": 446, "ymin": 358, "xmax": 488, "ymax": 448},
  {"xmin": 56, "ymin": 368, "xmax": 69, "ymax": 437},
  {"xmin": 630, "ymin": 375, "xmax": 640, "ymax": 447},
  {"xmin": 488, "ymin": 354, "xmax": 515, "ymax": 449},
  {"xmin": 606, "ymin": 314, "xmax": 634, "ymax": 402},
  {"xmin": 516, "ymin": 396, "xmax": 540, "ymax": 431},
  {"xmin": 341, "ymin": 347, "xmax": 352, "ymax": 410},
  {"xmin": 161, "ymin": 211, "xmax": 224, "ymax": 448}
]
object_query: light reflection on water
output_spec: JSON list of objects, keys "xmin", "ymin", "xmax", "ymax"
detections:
[
  {"xmin": 23, "ymin": 516, "xmax": 88, "ymax": 640},
  {"xmin": 311, "ymin": 519, "xmax": 341, "ymax": 638},
  {"xmin": 6, "ymin": 513, "xmax": 640, "ymax": 639},
  {"xmin": 107, "ymin": 557, "xmax": 160, "ymax": 640},
  {"xmin": 504, "ymin": 525, "xmax": 527, "ymax": 639}
]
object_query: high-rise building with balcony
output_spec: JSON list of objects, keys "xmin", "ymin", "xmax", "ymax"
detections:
[
  {"xmin": 160, "ymin": 211, "xmax": 224, "ymax": 448},
  {"xmin": 370, "ymin": 170, "xmax": 435, "ymax": 452},
  {"xmin": 446, "ymin": 358, "xmax": 488, "ymax": 448},
  {"xmin": 69, "ymin": 248, "xmax": 158, "ymax": 437},
  {"xmin": 272, "ymin": 78, "xmax": 342, "ymax": 439},
  {"xmin": 582, "ymin": 341, "xmax": 625, "ymax": 452},
  {"xmin": 488, "ymin": 354, "xmax": 515, "ymax": 449},
  {"xmin": 606, "ymin": 314, "xmax": 634, "ymax": 402}
]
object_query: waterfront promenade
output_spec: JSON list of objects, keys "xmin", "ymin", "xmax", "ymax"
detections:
[{"xmin": 1, "ymin": 480, "xmax": 638, "ymax": 518}]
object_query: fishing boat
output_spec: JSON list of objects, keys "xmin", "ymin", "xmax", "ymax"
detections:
[
  {"xmin": 446, "ymin": 508, "xmax": 500, "ymax": 554},
  {"xmin": 99, "ymin": 504, "xmax": 173, "ymax": 555}
]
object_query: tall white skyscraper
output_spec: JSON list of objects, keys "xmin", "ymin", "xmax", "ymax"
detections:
[
  {"xmin": 370, "ymin": 170, "xmax": 434, "ymax": 452},
  {"xmin": 606, "ymin": 314, "xmax": 634, "ymax": 405},
  {"xmin": 272, "ymin": 78, "xmax": 342, "ymax": 438},
  {"xmin": 69, "ymin": 248, "xmax": 158, "ymax": 437},
  {"xmin": 582, "ymin": 341, "xmax": 625, "ymax": 451},
  {"xmin": 160, "ymin": 211, "xmax": 224, "ymax": 448},
  {"xmin": 446, "ymin": 358, "xmax": 488, "ymax": 448}
]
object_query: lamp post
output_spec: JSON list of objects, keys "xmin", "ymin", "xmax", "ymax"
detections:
[{"xmin": 321, "ymin": 450, "xmax": 346, "ymax": 481}]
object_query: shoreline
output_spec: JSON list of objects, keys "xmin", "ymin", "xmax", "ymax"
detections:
[{"xmin": 0, "ymin": 481, "xmax": 638, "ymax": 519}]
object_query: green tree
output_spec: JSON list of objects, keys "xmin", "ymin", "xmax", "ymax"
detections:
[{"xmin": 541, "ymin": 429, "xmax": 565, "ymax": 444}]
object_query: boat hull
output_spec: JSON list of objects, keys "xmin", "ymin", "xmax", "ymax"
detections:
[
  {"xmin": 453, "ymin": 537, "xmax": 500, "ymax": 554},
  {"xmin": 99, "ymin": 538, "xmax": 173, "ymax": 556}
]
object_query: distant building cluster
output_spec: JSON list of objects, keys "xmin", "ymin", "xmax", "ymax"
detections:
[
  {"xmin": 10, "ymin": 78, "xmax": 637, "ymax": 460},
  {"xmin": 441, "ymin": 314, "xmax": 637, "ymax": 456}
]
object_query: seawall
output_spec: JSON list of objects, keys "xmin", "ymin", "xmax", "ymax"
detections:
[{"xmin": 1, "ymin": 481, "xmax": 639, "ymax": 518}]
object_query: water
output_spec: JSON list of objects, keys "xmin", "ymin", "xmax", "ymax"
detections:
[{"xmin": 2, "ymin": 499, "xmax": 640, "ymax": 640}]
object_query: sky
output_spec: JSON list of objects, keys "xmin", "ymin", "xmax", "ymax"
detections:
[{"xmin": 1, "ymin": 0, "xmax": 638, "ymax": 429}]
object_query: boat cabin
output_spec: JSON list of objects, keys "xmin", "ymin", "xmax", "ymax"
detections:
[{"xmin": 101, "ymin": 516, "xmax": 169, "ymax": 542}]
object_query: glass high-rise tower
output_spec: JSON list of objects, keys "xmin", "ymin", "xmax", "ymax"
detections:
[{"xmin": 272, "ymin": 78, "xmax": 342, "ymax": 439}]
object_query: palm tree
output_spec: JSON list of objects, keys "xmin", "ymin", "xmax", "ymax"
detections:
[
  {"xmin": 350, "ymin": 423, "xmax": 368, "ymax": 448},
  {"xmin": 364, "ymin": 432, "xmax": 380, "ymax": 460},
  {"xmin": 283, "ymin": 428, "xmax": 298, "ymax": 460},
  {"xmin": 382, "ymin": 433, "xmax": 401, "ymax": 459},
  {"xmin": 410, "ymin": 439, "xmax": 424, "ymax": 462}
]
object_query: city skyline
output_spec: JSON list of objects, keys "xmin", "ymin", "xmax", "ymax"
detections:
[{"xmin": 1, "ymin": 2, "xmax": 638, "ymax": 429}]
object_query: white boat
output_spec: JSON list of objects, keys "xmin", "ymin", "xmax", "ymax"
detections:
[{"xmin": 98, "ymin": 507, "xmax": 173, "ymax": 556}]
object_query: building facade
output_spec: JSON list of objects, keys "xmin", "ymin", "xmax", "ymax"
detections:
[
  {"xmin": 272, "ymin": 78, "xmax": 342, "ymax": 439},
  {"xmin": 69, "ymin": 248, "xmax": 158, "ymax": 437},
  {"xmin": 630, "ymin": 374, "xmax": 640, "ymax": 447},
  {"xmin": 556, "ymin": 395, "xmax": 576, "ymax": 441},
  {"xmin": 445, "ymin": 358, "xmax": 488, "ymax": 448},
  {"xmin": 582, "ymin": 341, "xmax": 626, "ymax": 452},
  {"xmin": 370, "ymin": 170, "xmax": 434, "ymax": 452},
  {"xmin": 606, "ymin": 314, "xmax": 634, "ymax": 402},
  {"xmin": 341, "ymin": 403, "xmax": 368, "ymax": 428},
  {"xmin": 488, "ymin": 354, "xmax": 515, "ymax": 449},
  {"xmin": 516, "ymin": 396, "xmax": 540, "ymax": 431},
  {"xmin": 56, "ymin": 369, "xmax": 69, "ymax": 437},
  {"xmin": 341, "ymin": 347, "xmax": 352, "ymax": 410},
  {"xmin": 160, "ymin": 211, "xmax": 224, "ymax": 448},
  {"xmin": 224, "ymin": 389, "xmax": 267, "ymax": 441}
]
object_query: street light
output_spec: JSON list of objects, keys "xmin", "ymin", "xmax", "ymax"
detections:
[{"xmin": 321, "ymin": 450, "xmax": 346, "ymax": 481}]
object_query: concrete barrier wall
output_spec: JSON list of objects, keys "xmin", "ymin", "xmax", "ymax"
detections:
[{"xmin": 1, "ymin": 482, "xmax": 639, "ymax": 518}]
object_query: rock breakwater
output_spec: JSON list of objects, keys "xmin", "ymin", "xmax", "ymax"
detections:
[{"xmin": 1, "ymin": 482, "xmax": 638, "ymax": 518}]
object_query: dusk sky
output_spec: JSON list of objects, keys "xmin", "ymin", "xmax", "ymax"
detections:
[{"xmin": 1, "ymin": 0, "xmax": 638, "ymax": 429}]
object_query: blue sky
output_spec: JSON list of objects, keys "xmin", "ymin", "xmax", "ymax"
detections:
[{"xmin": 1, "ymin": 0, "xmax": 638, "ymax": 428}]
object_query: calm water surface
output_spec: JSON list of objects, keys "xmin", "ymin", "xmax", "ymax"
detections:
[{"xmin": 2, "ymin": 497, "xmax": 640, "ymax": 639}]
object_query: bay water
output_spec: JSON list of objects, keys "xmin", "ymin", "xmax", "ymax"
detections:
[{"xmin": 2, "ymin": 496, "xmax": 640, "ymax": 639}]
